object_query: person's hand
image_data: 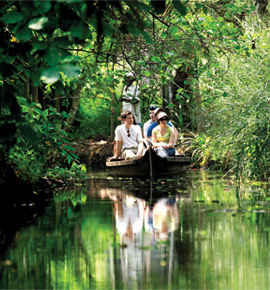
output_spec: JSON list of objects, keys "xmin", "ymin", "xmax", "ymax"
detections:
[
  {"xmin": 164, "ymin": 145, "xmax": 170, "ymax": 149},
  {"xmin": 161, "ymin": 143, "xmax": 169, "ymax": 149}
]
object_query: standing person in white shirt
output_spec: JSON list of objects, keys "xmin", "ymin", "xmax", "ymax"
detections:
[
  {"xmin": 121, "ymin": 72, "xmax": 142, "ymax": 127},
  {"xmin": 143, "ymin": 105, "xmax": 157, "ymax": 139},
  {"xmin": 111, "ymin": 111, "xmax": 145, "ymax": 160}
]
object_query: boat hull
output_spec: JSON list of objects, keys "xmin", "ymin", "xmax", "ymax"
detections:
[{"xmin": 106, "ymin": 148, "xmax": 190, "ymax": 178}]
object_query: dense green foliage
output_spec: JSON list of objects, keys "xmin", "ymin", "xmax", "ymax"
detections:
[{"xmin": 1, "ymin": 0, "xmax": 270, "ymax": 186}]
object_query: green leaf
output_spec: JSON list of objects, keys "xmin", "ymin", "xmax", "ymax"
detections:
[
  {"xmin": 70, "ymin": 22, "xmax": 90, "ymax": 39},
  {"xmin": 142, "ymin": 31, "xmax": 153, "ymax": 43},
  {"xmin": 63, "ymin": 145, "xmax": 76, "ymax": 151},
  {"xmin": 172, "ymin": 0, "xmax": 187, "ymax": 16},
  {"xmin": 69, "ymin": 152, "xmax": 79, "ymax": 160},
  {"xmin": 44, "ymin": 46, "xmax": 71, "ymax": 64},
  {"xmin": 144, "ymin": 71, "xmax": 151, "ymax": 77},
  {"xmin": 14, "ymin": 25, "xmax": 32, "ymax": 42},
  {"xmin": 34, "ymin": 1, "xmax": 52, "ymax": 14},
  {"xmin": 31, "ymin": 41, "xmax": 48, "ymax": 51},
  {"xmin": 67, "ymin": 154, "xmax": 72, "ymax": 164},
  {"xmin": 151, "ymin": 56, "xmax": 161, "ymax": 62},
  {"xmin": 2, "ymin": 11, "xmax": 24, "ymax": 24},
  {"xmin": 28, "ymin": 17, "xmax": 49, "ymax": 30},
  {"xmin": 30, "ymin": 68, "xmax": 42, "ymax": 87},
  {"xmin": 53, "ymin": 37, "xmax": 73, "ymax": 47},
  {"xmin": 61, "ymin": 64, "xmax": 82, "ymax": 79},
  {"xmin": 41, "ymin": 67, "xmax": 60, "ymax": 84}
]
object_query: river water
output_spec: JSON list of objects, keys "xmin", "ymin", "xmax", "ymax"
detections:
[{"xmin": 1, "ymin": 171, "xmax": 270, "ymax": 290}]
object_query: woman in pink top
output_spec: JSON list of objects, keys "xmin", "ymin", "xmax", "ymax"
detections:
[{"xmin": 152, "ymin": 112, "xmax": 176, "ymax": 157}]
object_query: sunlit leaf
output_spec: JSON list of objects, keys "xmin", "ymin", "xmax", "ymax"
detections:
[
  {"xmin": 61, "ymin": 64, "xmax": 82, "ymax": 79},
  {"xmin": 28, "ymin": 17, "xmax": 48, "ymax": 30},
  {"xmin": 41, "ymin": 67, "xmax": 60, "ymax": 84}
]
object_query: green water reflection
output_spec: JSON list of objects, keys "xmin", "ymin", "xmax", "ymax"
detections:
[{"xmin": 1, "ymin": 171, "xmax": 270, "ymax": 289}]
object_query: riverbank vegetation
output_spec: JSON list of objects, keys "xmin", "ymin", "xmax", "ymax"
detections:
[{"xmin": 1, "ymin": 0, "xmax": 270, "ymax": 199}]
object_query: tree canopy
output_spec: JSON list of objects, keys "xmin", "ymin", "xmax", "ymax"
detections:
[{"xmin": 1, "ymin": 0, "xmax": 270, "ymax": 185}]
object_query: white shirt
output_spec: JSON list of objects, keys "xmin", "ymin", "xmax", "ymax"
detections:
[
  {"xmin": 143, "ymin": 119, "xmax": 155, "ymax": 137},
  {"xmin": 115, "ymin": 124, "xmax": 142, "ymax": 152},
  {"xmin": 116, "ymin": 201, "xmax": 144, "ymax": 236},
  {"xmin": 123, "ymin": 83, "xmax": 140, "ymax": 101}
]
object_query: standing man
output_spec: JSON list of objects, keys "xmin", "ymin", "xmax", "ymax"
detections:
[
  {"xmin": 121, "ymin": 72, "xmax": 142, "ymax": 127},
  {"xmin": 111, "ymin": 111, "xmax": 145, "ymax": 160},
  {"xmin": 143, "ymin": 105, "xmax": 157, "ymax": 139}
]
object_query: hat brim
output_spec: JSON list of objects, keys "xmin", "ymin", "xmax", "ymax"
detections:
[{"xmin": 157, "ymin": 112, "xmax": 168, "ymax": 120}]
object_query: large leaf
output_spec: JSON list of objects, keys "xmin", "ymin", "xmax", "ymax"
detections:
[
  {"xmin": 41, "ymin": 67, "xmax": 60, "ymax": 84},
  {"xmin": 53, "ymin": 37, "xmax": 73, "ymax": 48},
  {"xmin": 13, "ymin": 25, "xmax": 32, "ymax": 42},
  {"xmin": 172, "ymin": 0, "xmax": 187, "ymax": 16},
  {"xmin": 33, "ymin": 1, "xmax": 52, "ymax": 14},
  {"xmin": 61, "ymin": 64, "xmax": 82, "ymax": 79},
  {"xmin": 2, "ymin": 11, "xmax": 24, "ymax": 24},
  {"xmin": 31, "ymin": 41, "xmax": 48, "ymax": 51},
  {"xmin": 44, "ymin": 46, "xmax": 71, "ymax": 65},
  {"xmin": 70, "ymin": 22, "xmax": 90, "ymax": 39}
]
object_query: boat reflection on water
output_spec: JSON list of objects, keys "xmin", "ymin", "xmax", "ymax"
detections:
[
  {"xmin": 110, "ymin": 194, "xmax": 180, "ymax": 244},
  {"xmin": 87, "ymin": 177, "xmax": 191, "ymax": 286}
]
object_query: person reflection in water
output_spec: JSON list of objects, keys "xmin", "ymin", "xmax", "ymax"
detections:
[
  {"xmin": 111, "ymin": 194, "xmax": 145, "ymax": 283},
  {"xmin": 111, "ymin": 195, "xmax": 144, "ymax": 243},
  {"xmin": 145, "ymin": 197, "xmax": 180, "ymax": 242}
]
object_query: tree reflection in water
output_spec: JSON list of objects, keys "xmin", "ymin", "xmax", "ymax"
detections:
[{"xmin": 3, "ymin": 173, "xmax": 270, "ymax": 289}]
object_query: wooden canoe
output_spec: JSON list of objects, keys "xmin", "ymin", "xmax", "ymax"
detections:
[{"xmin": 106, "ymin": 147, "xmax": 190, "ymax": 178}]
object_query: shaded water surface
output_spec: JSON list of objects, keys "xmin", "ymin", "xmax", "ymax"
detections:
[{"xmin": 1, "ymin": 171, "xmax": 270, "ymax": 289}]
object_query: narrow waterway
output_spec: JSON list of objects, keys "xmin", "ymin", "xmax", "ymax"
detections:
[{"xmin": 1, "ymin": 171, "xmax": 270, "ymax": 290}]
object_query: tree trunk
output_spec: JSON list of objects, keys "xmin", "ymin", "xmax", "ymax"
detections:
[
  {"xmin": 194, "ymin": 56, "xmax": 203, "ymax": 134},
  {"xmin": 31, "ymin": 86, "xmax": 38, "ymax": 103},
  {"xmin": 110, "ymin": 55, "xmax": 117, "ymax": 140},
  {"xmin": 110, "ymin": 92, "xmax": 115, "ymax": 139},
  {"xmin": 63, "ymin": 72, "xmax": 86, "ymax": 133}
]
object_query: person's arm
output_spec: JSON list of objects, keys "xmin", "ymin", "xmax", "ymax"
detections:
[
  {"xmin": 167, "ymin": 121, "xmax": 179, "ymax": 145},
  {"xmin": 114, "ymin": 140, "xmax": 122, "ymax": 159},
  {"xmin": 152, "ymin": 131, "xmax": 159, "ymax": 147},
  {"xmin": 143, "ymin": 123, "xmax": 148, "ymax": 139},
  {"xmin": 168, "ymin": 130, "xmax": 175, "ymax": 148},
  {"xmin": 173, "ymin": 127, "xmax": 179, "ymax": 145},
  {"xmin": 109, "ymin": 127, "xmax": 123, "ymax": 160}
]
